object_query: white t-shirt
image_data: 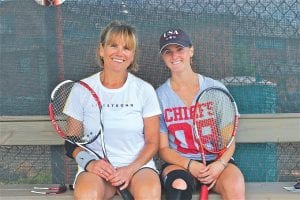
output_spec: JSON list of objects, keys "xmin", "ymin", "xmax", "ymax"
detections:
[{"xmin": 64, "ymin": 72, "xmax": 161, "ymax": 173}]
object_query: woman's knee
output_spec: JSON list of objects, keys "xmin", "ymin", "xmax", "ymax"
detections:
[
  {"xmin": 172, "ymin": 178, "xmax": 188, "ymax": 190},
  {"xmin": 134, "ymin": 182, "xmax": 161, "ymax": 200},
  {"xmin": 163, "ymin": 170, "xmax": 194, "ymax": 200},
  {"xmin": 74, "ymin": 185, "xmax": 100, "ymax": 200},
  {"xmin": 74, "ymin": 172, "xmax": 113, "ymax": 200},
  {"xmin": 130, "ymin": 168, "xmax": 161, "ymax": 200},
  {"xmin": 215, "ymin": 165, "xmax": 245, "ymax": 199}
]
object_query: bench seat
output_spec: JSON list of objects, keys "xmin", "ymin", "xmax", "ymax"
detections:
[{"xmin": 1, "ymin": 182, "xmax": 299, "ymax": 200}]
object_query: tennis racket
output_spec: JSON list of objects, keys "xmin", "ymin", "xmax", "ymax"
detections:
[
  {"xmin": 48, "ymin": 80, "xmax": 133, "ymax": 200},
  {"xmin": 31, "ymin": 184, "xmax": 67, "ymax": 194},
  {"xmin": 193, "ymin": 87, "xmax": 239, "ymax": 200}
]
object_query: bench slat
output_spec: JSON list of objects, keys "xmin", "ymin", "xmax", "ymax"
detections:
[
  {"xmin": 0, "ymin": 182, "xmax": 299, "ymax": 200},
  {"xmin": 1, "ymin": 114, "xmax": 299, "ymax": 145}
]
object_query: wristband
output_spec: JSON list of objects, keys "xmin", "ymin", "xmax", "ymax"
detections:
[
  {"xmin": 75, "ymin": 151, "xmax": 98, "ymax": 171},
  {"xmin": 187, "ymin": 159, "xmax": 193, "ymax": 172},
  {"xmin": 218, "ymin": 158, "xmax": 228, "ymax": 168},
  {"xmin": 64, "ymin": 140, "xmax": 78, "ymax": 159}
]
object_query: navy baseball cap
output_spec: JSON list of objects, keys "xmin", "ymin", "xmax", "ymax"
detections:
[{"xmin": 159, "ymin": 29, "xmax": 192, "ymax": 53}]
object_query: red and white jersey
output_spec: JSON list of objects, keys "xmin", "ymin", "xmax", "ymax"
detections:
[{"xmin": 156, "ymin": 74, "xmax": 227, "ymax": 161}]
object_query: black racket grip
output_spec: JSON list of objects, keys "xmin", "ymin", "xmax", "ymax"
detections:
[{"xmin": 119, "ymin": 188, "xmax": 133, "ymax": 200}]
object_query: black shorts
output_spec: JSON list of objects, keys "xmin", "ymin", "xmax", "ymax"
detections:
[
  {"xmin": 161, "ymin": 158, "xmax": 236, "ymax": 174},
  {"xmin": 161, "ymin": 158, "xmax": 236, "ymax": 189}
]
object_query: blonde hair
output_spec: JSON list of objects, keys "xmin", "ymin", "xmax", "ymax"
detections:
[{"xmin": 96, "ymin": 20, "xmax": 139, "ymax": 72}]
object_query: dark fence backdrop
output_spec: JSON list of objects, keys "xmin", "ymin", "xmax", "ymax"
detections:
[{"xmin": 0, "ymin": 0, "xmax": 299, "ymax": 184}]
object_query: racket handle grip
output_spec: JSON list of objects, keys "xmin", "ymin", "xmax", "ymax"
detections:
[
  {"xmin": 119, "ymin": 188, "xmax": 133, "ymax": 200},
  {"xmin": 200, "ymin": 185, "xmax": 209, "ymax": 200}
]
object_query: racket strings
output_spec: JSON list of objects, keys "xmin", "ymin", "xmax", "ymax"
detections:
[
  {"xmin": 50, "ymin": 82, "xmax": 96, "ymax": 144},
  {"xmin": 194, "ymin": 89, "xmax": 235, "ymax": 153}
]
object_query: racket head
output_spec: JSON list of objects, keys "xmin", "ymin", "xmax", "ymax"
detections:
[
  {"xmin": 78, "ymin": 81, "xmax": 108, "ymax": 160},
  {"xmin": 193, "ymin": 87, "xmax": 238, "ymax": 154},
  {"xmin": 48, "ymin": 80, "xmax": 102, "ymax": 145}
]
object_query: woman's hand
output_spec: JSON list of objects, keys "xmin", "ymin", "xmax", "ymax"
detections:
[
  {"xmin": 206, "ymin": 160, "xmax": 226, "ymax": 189},
  {"xmin": 86, "ymin": 159, "xmax": 116, "ymax": 181},
  {"xmin": 189, "ymin": 160, "xmax": 225, "ymax": 189},
  {"xmin": 188, "ymin": 160, "xmax": 208, "ymax": 180},
  {"xmin": 108, "ymin": 165, "xmax": 134, "ymax": 190}
]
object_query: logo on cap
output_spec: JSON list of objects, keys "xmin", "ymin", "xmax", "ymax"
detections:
[
  {"xmin": 159, "ymin": 29, "xmax": 192, "ymax": 53},
  {"xmin": 162, "ymin": 30, "xmax": 180, "ymax": 41}
]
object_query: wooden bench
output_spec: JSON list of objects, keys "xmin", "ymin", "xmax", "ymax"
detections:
[
  {"xmin": 1, "ymin": 114, "xmax": 299, "ymax": 145},
  {"xmin": 1, "ymin": 182, "xmax": 299, "ymax": 199},
  {"xmin": 1, "ymin": 113, "xmax": 300, "ymax": 199}
]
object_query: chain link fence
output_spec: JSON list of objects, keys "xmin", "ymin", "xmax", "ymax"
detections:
[{"xmin": 0, "ymin": 0, "xmax": 299, "ymax": 184}]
